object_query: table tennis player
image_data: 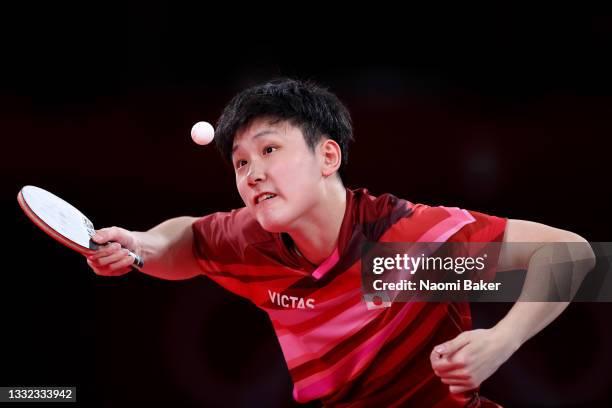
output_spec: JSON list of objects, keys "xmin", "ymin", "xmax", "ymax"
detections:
[{"xmin": 86, "ymin": 78, "xmax": 594, "ymax": 407}]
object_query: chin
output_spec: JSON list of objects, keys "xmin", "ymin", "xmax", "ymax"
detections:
[
  {"xmin": 255, "ymin": 213, "xmax": 293, "ymax": 233},
  {"xmin": 257, "ymin": 218, "xmax": 287, "ymax": 233}
]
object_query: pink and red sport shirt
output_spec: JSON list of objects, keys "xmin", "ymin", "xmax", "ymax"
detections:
[{"xmin": 192, "ymin": 187, "xmax": 507, "ymax": 407}]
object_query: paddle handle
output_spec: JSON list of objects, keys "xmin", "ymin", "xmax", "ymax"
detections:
[{"xmin": 127, "ymin": 249, "xmax": 145, "ymax": 269}]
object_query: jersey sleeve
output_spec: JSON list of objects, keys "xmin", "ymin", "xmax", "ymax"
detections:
[
  {"xmin": 448, "ymin": 209, "xmax": 508, "ymax": 281},
  {"xmin": 191, "ymin": 209, "xmax": 258, "ymax": 299},
  {"xmin": 449, "ymin": 209, "xmax": 507, "ymax": 244}
]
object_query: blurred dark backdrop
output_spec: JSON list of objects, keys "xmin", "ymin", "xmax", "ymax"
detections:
[{"xmin": 1, "ymin": 6, "xmax": 611, "ymax": 407}]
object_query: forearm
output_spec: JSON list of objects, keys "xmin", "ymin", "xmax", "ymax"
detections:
[
  {"xmin": 492, "ymin": 301, "xmax": 568, "ymax": 351},
  {"xmin": 493, "ymin": 239, "xmax": 595, "ymax": 349},
  {"xmin": 132, "ymin": 216, "xmax": 201, "ymax": 280}
]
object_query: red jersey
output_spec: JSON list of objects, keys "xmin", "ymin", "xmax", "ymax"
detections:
[{"xmin": 192, "ymin": 187, "xmax": 507, "ymax": 407}]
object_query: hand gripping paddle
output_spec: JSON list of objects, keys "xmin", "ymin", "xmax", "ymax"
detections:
[{"xmin": 17, "ymin": 185, "xmax": 144, "ymax": 269}]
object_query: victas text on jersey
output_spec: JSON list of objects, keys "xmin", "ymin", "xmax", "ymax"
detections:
[{"xmin": 268, "ymin": 290, "xmax": 315, "ymax": 309}]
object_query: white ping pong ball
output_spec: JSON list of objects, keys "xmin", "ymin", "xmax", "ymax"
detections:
[{"xmin": 191, "ymin": 121, "xmax": 215, "ymax": 145}]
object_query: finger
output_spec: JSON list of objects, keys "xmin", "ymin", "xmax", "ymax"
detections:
[
  {"xmin": 431, "ymin": 349, "xmax": 466, "ymax": 370},
  {"xmin": 437, "ymin": 371, "xmax": 470, "ymax": 381},
  {"xmin": 87, "ymin": 257, "xmax": 131, "ymax": 276},
  {"xmin": 434, "ymin": 332, "xmax": 471, "ymax": 357},
  {"xmin": 440, "ymin": 377, "xmax": 470, "ymax": 385},
  {"xmin": 92, "ymin": 227, "xmax": 127, "ymax": 245},
  {"xmin": 432, "ymin": 363, "xmax": 465, "ymax": 377},
  {"xmin": 90, "ymin": 242, "xmax": 122, "ymax": 260},
  {"xmin": 87, "ymin": 258, "xmax": 105, "ymax": 275},
  {"xmin": 109, "ymin": 254, "xmax": 135, "ymax": 271},
  {"xmin": 430, "ymin": 347, "xmax": 439, "ymax": 364},
  {"xmin": 449, "ymin": 385, "xmax": 476, "ymax": 394},
  {"xmin": 97, "ymin": 248, "xmax": 130, "ymax": 266},
  {"xmin": 92, "ymin": 227, "xmax": 115, "ymax": 244},
  {"xmin": 430, "ymin": 346, "xmax": 456, "ymax": 366}
]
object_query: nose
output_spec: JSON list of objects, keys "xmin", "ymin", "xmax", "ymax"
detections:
[{"xmin": 246, "ymin": 159, "xmax": 266, "ymax": 186}]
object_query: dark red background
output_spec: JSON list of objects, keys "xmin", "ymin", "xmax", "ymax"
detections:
[{"xmin": 2, "ymin": 8, "xmax": 611, "ymax": 407}]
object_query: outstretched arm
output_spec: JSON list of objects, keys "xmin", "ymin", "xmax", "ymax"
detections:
[{"xmin": 87, "ymin": 216, "xmax": 203, "ymax": 281}]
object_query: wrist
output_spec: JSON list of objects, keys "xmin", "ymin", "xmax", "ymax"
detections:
[
  {"xmin": 130, "ymin": 231, "xmax": 149, "ymax": 263},
  {"xmin": 490, "ymin": 322, "xmax": 523, "ymax": 355}
]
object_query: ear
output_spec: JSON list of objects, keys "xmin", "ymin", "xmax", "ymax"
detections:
[{"xmin": 318, "ymin": 138, "xmax": 342, "ymax": 177}]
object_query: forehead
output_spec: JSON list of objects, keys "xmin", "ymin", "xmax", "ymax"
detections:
[
  {"xmin": 234, "ymin": 117, "xmax": 284, "ymax": 142},
  {"xmin": 232, "ymin": 118, "xmax": 301, "ymax": 153}
]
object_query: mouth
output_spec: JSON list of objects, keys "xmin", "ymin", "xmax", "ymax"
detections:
[{"xmin": 254, "ymin": 192, "xmax": 277, "ymax": 205}]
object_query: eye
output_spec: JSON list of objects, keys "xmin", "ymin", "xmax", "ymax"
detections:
[
  {"xmin": 235, "ymin": 159, "xmax": 247, "ymax": 169},
  {"xmin": 263, "ymin": 146, "xmax": 277, "ymax": 155}
]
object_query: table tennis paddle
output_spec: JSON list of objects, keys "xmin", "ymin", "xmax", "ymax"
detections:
[{"xmin": 17, "ymin": 185, "xmax": 144, "ymax": 269}]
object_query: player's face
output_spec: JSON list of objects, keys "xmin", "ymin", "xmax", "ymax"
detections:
[{"xmin": 232, "ymin": 118, "xmax": 324, "ymax": 233}]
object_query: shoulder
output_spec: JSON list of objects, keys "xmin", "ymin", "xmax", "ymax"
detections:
[
  {"xmin": 352, "ymin": 187, "xmax": 466, "ymax": 227},
  {"xmin": 351, "ymin": 188, "xmax": 413, "ymax": 221},
  {"xmin": 351, "ymin": 188, "xmax": 427, "ymax": 241},
  {"xmin": 192, "ymin": 207, "xmax": 274, "ymax": 250},
  {"xmin": 445, "ymin": 207, "xmax": 507, "ymax": 243},
  {"xmin": 354, "ymin": 188, "xmax": 506, "ymax": 243}
]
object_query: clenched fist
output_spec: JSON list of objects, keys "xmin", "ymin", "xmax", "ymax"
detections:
[{"xmin": 431, "ymin": 328, "xmax": 519, "ymax": 394}]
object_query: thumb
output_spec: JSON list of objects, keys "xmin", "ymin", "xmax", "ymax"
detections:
[
  {"xmin": 92, "ymin": 227, "xmax": 123, "ymax": 244},
  {"xmin": 434, "ymin": 332, "xmax": 470, "ymax": 357}
]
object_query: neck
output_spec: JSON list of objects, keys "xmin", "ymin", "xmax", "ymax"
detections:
[{"xmin": 287, "ymin": 182, "xmax": 347, "ymax": 265}]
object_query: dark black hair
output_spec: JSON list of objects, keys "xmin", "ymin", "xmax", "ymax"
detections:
[{"xmin": 215, "ymin": 78, "xmax": 354, "ymax": 179}]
